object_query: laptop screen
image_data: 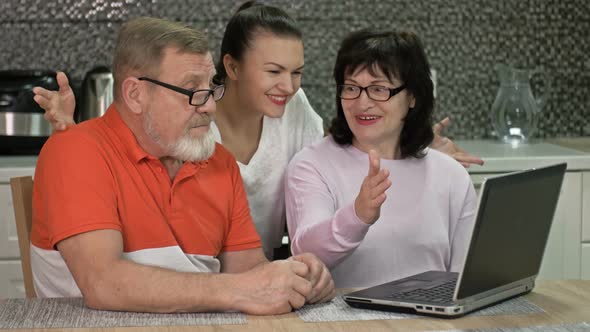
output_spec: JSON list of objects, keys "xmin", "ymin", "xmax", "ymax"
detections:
[{"xmin": 456, "ymin": 163, "xmax": 566, "ymax": 300}]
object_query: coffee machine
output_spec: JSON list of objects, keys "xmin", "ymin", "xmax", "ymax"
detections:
[{"xmin": 0, "ymin": 70, "xmax": 56, "ymax": 154}]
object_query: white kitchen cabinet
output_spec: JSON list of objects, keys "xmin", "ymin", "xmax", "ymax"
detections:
[
  {"xmin": 0, "ymin": 260, "xmax": 26, "ymax": 299},
  {"xmin": 582, "ymin": 244, "xmax": 590, "ymax": 279},
  {"xmin": 541, "ymin": 173, "xmax": 582, "ymax": 279},
  {"xmin": 470, "ymin": 172, "xmax": 582, "ymax": 280},
  {"xmin": 0, "ymin": 183, "xmax": 26, "ymax": 299},
  {"xmin": 582, "ymin": 172, "xmax": 590, "ymax": 242},
  {"xmin": 459, "ymin": 140, "xmax": 590, "ymax": 281},
  {"xmin": 0, "ymin": 159, "xmax": 35, "ymax": 299},
  {"xmin": 583, "ymin": 173, "xmax": 590, "ymax": 280},
  {"xmin": 0, "ymin": 184, "xmax": 21, "ymax": 259}
]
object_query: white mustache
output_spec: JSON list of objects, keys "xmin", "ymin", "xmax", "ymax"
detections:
[{"xmin": 189, "ymin": 114, "xmax": 211, "ymax": 128}]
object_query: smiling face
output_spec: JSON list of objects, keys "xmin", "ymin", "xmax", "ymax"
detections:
[
  {"xmin": 341, "ymin": 65, "xmax": 415, "ymax": 156},
  {"xmin": 231, "ymin": 31, "xmax": 304, "ymax": 118},
  {"xmin": 141, "ymin": 48, "xmax": 217, "ymax": 161}
]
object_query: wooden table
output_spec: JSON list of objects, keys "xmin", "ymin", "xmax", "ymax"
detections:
[{"xmin": 2, "ymin": 280, "xmax": 589, "ymax": 332}]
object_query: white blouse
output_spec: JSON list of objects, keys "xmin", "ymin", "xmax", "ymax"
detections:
[{"xmin": 211, "ymin": 88, "xmax": 324, "ymax": 258}]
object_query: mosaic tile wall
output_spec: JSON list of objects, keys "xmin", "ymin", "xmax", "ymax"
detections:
[{"xmin": 1, "ymin": 0, "xmax": 589, "ymax": 139}]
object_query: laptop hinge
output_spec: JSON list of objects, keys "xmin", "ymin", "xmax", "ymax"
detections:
[{"xmin": 455, "ymin": 277, "xmax": 535, "ymax": 304}]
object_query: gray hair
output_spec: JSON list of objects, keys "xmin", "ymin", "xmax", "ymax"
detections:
[{"xmin": 112, "ymin": 17, "xmax": 209, "ymax": 100}]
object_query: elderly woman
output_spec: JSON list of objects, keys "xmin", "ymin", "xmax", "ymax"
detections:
[{"xmin": 286, "ymin": 29, "xmax": 477, "ymax": 288}]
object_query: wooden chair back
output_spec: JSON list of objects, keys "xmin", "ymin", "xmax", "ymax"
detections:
[{"xmin": 10, "ymin": 176, "xmax": 36, "ymax": 298}]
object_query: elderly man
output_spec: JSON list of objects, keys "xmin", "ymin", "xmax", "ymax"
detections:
[{"xmin": 30, "ymin": 17, "xmax": 334, "ymax": 315}]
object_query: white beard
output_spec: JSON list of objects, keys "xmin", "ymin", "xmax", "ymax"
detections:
[
  {"xmin": 170, "ymin": 128, "xmax": 216, "ymax": 162},
  {"xmin": 144, "ymin": 111, "xmax": 216, "ymax": 162}
]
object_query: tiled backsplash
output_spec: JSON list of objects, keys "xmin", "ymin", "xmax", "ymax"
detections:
[{"xmin": 1, "ymin": 0, "xmax": 588, "ymax": 139}]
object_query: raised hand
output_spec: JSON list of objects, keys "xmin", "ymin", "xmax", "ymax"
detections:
[
  {"xmin": 230, "ymin": 260, "xmax": 313, "ymax": 315},
  {"xmin": 354, "ymin": 150, "xmax": 391, "ymax": 225},
  {"xmin": 290, "ymin": 253, "xmax": 336, "ymax": 304},
  {"xmin": 431, "ymin": 117, "xmax": 484, "ymax": 168},
  {"xmin": 32, "ymin": 71, "xmax": 76, "ymax": 131}
]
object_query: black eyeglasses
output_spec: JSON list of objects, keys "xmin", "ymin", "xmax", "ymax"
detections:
[
  {"xmin": 138, "ymin": 77, "xmax": 225, "ymax": 106},
  {"xmin": 337, "ymin": 84, "xmax": 406, "ymax": 101}
]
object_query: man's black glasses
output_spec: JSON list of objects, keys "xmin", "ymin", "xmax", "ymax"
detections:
[{"xmin": 138, "ymin": 77, "xmax": 225, "ymax": 106}]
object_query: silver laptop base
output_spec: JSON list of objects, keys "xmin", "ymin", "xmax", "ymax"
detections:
[{"xmin": 344, "ymin": 280, "xmax": 534, "ymax": 318}]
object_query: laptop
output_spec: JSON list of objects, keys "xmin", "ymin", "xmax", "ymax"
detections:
[{"xmin": 343, "ymin": 163, "xmax": 567, "ymax": 317}]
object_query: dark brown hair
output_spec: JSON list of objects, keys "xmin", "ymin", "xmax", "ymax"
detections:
[
  {"xmin": 330, "ymin": 29, "xmax": 434, "ymax": 158},
  {"xmin": 214, "ymin": 1, "xmax": 302, "ymax": 84}
]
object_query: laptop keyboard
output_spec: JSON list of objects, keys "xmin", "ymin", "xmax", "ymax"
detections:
[{"xmin": 386, "ymin": 276, "xmax": 458, "ymax": 304}]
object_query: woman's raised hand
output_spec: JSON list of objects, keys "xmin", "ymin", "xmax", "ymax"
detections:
[
  {"xmin": 354, "ymin": 150, "xmax": 392, "ymax": 225},
  {"xmin": 32, "ymin": 71, "xmax": 76, "ymax": 131}
]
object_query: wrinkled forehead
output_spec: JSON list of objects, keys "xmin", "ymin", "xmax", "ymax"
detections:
[
  {"xmin": 185, "ymin": 51, "xmax": 215, "ymax": 70},
  {"xmin": 196, "ymin": 52, "xmax": 216, "ymax": 76},
  {"xmin": 165, "ymin": 50, "xmax": 216, "ymax": 81}
]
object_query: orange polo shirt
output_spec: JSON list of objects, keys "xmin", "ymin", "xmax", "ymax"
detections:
[{"xmin": 30, "ymin": 105, "xmax": 262, "ymax": 297}]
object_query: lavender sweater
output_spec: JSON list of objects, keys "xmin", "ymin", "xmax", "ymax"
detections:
[{"xmin": 286, "ymin": 136, "xmax": 477, "ymax": 288}]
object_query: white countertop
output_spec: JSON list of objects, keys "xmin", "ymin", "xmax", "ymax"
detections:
[
  {"xmin": 0, "ymin": 156, "xmax": 37, "ymax": 182},
  {"xmin": 455, "ymin": 140, "xmax": 590, "ymax": 173},
  {"xmin": 1, "ymin": 139, "xmax": 590, "ymax": 180}
]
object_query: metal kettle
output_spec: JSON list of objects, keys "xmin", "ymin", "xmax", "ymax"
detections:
[{"xmin": 79, "ymin": 66, "xmax": 113, "ymax": 122}]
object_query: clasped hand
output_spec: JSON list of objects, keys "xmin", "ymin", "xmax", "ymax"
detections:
[{"xmin": 232, "ymin": 253, "xmax": 335, "ymax": 315}]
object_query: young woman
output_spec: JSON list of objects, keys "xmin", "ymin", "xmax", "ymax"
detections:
[
  {"xmin": 33, "ymin": 2, "xmax": 482, "ymax": 259},
  {"xmin": 210, "ymin": 2, "xmax": 324, "ymax": 258},
  {"xmin": 285, "ymin": 29, "xmax": 477, "ymax": 288}
]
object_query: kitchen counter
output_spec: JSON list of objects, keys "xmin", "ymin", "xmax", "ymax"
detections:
[
  {"xmin": 0, "ymin": 156, "xmax": 37, "ymax": 167},
  {"xmin": 2, "ymin": 139, "xmax": 590, "ymax": 176},
  {"xmin": 548, "ymin": 137, "xmax": 590, "ymax": 153},
  {"xmin": 454, "ymin": 139, "xmax": 590, "ymax": 281},
  {"xmin": 0, "ymin": 156, "xmax": 36, "ymax": 182},
  {"xmin": 455, "ymin": 139, "xmax": 590, "ymax": 173}
]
